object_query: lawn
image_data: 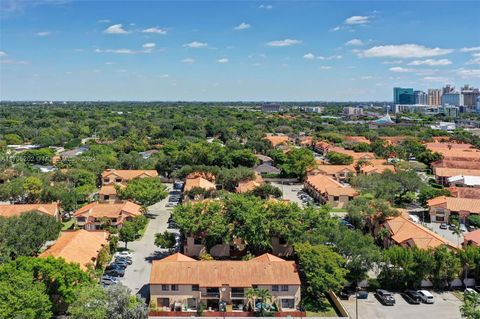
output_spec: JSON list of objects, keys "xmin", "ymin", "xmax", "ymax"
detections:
[
  {"xmin": 306, "ymin": 298, "xmax": 339, "ymax": 317},
  {"xmin": 62, "ymin": 219, "xmax": 75, "ymax": 230}
]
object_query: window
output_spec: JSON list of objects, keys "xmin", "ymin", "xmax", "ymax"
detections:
[
  {"xmin": 252, "ymin": 285, "xmax": 258, "ymax": 289},
  {"xmin": 193, "ymin": 238, "xmax": 202, "ymax": 245},
  {"xmin": 161, "ymin": 285, "xmax": 169, "ymax": 291},
  {"xmin": 115, "ymin": 178, "xmax": 122, "ymax": 183},
  {"xmin": 104, "ymin": 195, "xmax": 110, "ymax": 200},
  {"xmin": 157, "ymin": 298, "xmax": 170, "ymax": 307},
  {"xmin": 333, "ymin": 196, "xmax": 339, "ymax": 201},
  {"xmin": 281, "ymin": 299, "xmax": 295, "ymax": 309},
  {"xmin": 103, "ymin": 178, "xmax": 109, "ymax": 183},
  {"xmin": 348, "ymin": 196, "xmax": 353, "ymax": 201},
  {"xmin": 77, "ymin": 217, "xmax": 86, "ymax": 222},
  {"xmin": 192, "ymin": 285, "xmax": 199, "ymax": 291},
  {"xmin": 272, "ymin": 285, "xmax": 279, "ymax": 292},
  {"xmin": 171, "ymin": 284, "xmax": 179, "ymax": 291},
  {"xmin": 281, "ymin": 285, "xmax": 289, "ymax": 292}
]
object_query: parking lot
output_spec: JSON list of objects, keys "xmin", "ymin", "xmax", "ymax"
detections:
[
  {"xmin": 341, "ymin": 291, "xmax": 462, "ymax": 319},
  {"xmin": 427, "ymin": 221, "xmax": 464, "ymax": 246}
]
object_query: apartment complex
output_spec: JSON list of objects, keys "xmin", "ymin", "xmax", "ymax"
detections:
[
  {"xmin": 150, "ymin": 253, "xmax": 301, "ymax": 312},
  {"xmin": 73, "ymin": 201, "xmax": 142, "ymax": 230},
  {"xmin": 428, "ymin": 89, "xmax": 442, "ymax": 106},
  {"xmin": 0, "ymin": 203, "xmax": 61, "ymax": 221}
]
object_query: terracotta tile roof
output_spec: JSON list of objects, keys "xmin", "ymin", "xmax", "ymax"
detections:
[
  {"xmin": 98, "ymin": 185, "xmax": 118, "ymax": 196},
  {"xmin": 305, "ymin": 174, "xmax": 358, "ymax": 196},
  {"xmin": 250, "ymin": 253, "xmax": 286, "ymax": 262},
  {"xmin": 264, "ymin": 135, "xmax": 290, "ymax": 147},
  {"xmin": 327, "ymin": 147, "xmax": 376, "ymax": 160},
  {"xmin": 236, "ymin": 174, "xmax": 264, "ymax": 193},
  {"xmin": 448, "ymin": 187, "xmax": 480, "ymax": 199},
  {"xmin": 101, "ymin": 169, "xmax": 158, "ymax": 180},
  {"xmin": 0, "ymin": 203, "xmax": 59, "ymax": 218},
  {"xmin": 432, "ymin": 160, "xmax": 480, "ymax": 170},
  {"xmin": 184, "ymin": 177, "xmax": 216, "ymax": 192},
  {"xmin": 427, "ymin": 196, "xmax": 480, "ymax": 214},
  {"xmin": 384, "ymin": 215, "xmax": 457, "ymax": 249},
  {"xmin": 74, "ymin": 201, "xmax": 142, "ymax": 221},
  {"xmin": 150, "ymin": 253, "xmax": 300, "ymax": 286},
  {"xmin": 434, "ymin": 167, "xmax": 480, "ymax": 178},
  {"xmin": 426, "ymin": 143, "xmax": 480, "ymax": 161},
  {"xmin": 39, "ymin": 230, "xmax": 108, "ymax": 270},
  {"xmin": 464, "ymin": 230, "xmax": 480, "ymax": 246},
  {"xmin": 316, "ymin": 164, "xmax": 356, "ymax": 175},
  {"xmin": 345, "ymin": 136, "xmax": 371, "ymax": 144},
  {"xmin": 161, "ymin": 252, "xmax": 196, "ymax": 262},
  {"xmin": 360, "ymin": 163, "xmax": 396, "ymax": 174}
]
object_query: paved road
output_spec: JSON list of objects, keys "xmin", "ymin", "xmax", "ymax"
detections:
[
  {"xmin": 341, "ymin": 291, "xmax": 462, "ymax": 319},
  {"xmin": 118, "ymin": 184, "xmax": 177, "ymax": 299}
]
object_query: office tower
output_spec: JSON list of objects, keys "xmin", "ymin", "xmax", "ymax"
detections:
[
  {"xmin": 393, "ymin": 87, "xmax": 414, "ymax": 104},
  {"xmin": 414, "ymin": 90, "xmax": 428, "ymax": 104},
  {"xmin": 461, "ymin": 85, "xmax": 480, "ymax": 112},
  {"xmin": 428, "ymin": 89, "xmax": 442, "ymax": 106},
  {"xmin": 442, "ymin": 84, "xmax": 455, "ymax": 95},
  {"xmin": 441, "ymin": 92, "xmax": 464, "ymax": 107}
]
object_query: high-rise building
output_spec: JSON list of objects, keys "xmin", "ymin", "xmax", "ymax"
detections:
[
  {"xmin": 414, "ymin": 90, "xmax": 428, "ymax": 105},
  {"xmin": 441, "ymin": 92, "xmax": 464, "ymax": 107},
  {"xmin": 477, "ymin": 96, "xmax": 480, "ymax": 114},
  {"xmin": 428, "ymin": 89, "xmax": 442, "ymax": 106},
  {"xmin": 442, "ymin": 84, "xmax": 455, "ymax": 95},
  {"xmin": 461, "ymin": 85, "xmax": 480, "ymax": 112},
  {"xmin": 343, "ymin": 107, "xmax": 364, "ymax": 116},
  {"xmin": 261, "ymin": 103, "xmax": 281, "ymax": 113},
  {"xmin": 394, "ymin": 87, "xmax": 414, "ymax": 105}
]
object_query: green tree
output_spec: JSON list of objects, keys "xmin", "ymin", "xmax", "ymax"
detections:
[
  {"xmin": 106, "ymin": 284, "xmax": 148, "ymax": 319},
  {"xmin": 248, "ymin": 183, "xmax": 282, "ymax": 199},
  {"xmin": 326, "ymin": 151, "xmax": 354, "ymax": 165},
  {"xmin": 461, "ymin": 291, "xmax": 480, "ymax": 319},
  {"xmin": 68, "ymin": 285, "xmax": 108, "ymax": 319},
  {"xmin": 295, "ymin": 243, "xmax": 347, "ymax": 300},
  {"xmin": 119, "ymin": 222, "xmax": 137, "ymax": 249},
  {"xmin": 432, "ymin": 246, "xmax": 461, "ymax": 290},
  {"xmin": 281, "ymin": 148, "xmax": 316, "ymax": 180},
  {"xmin": 117, "ymin": 177, "xmax": 167, "ymax": 206},
  {"xmin": 154, "ymin": 231, "xmax": 176, "ymax": 249}
]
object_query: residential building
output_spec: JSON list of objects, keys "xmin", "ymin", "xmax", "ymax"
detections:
[
  {"xmin": 442, "ymin": 84, "xmax": 455, "ymax": 95},
  {"xmin": 98, "ymin": 184, "xmax": 123, "ymax": 202},
  {"xmin": 236, "ymin": 174, "xmax": 264, "ymax": 193},
  {"xmin": 264, "ymin": 135, "xmax": 290, "ymax": 148},
  {"xmin": 39, "ymin": 230, "xmax": 109, "ymax": 271},
  {"xmin": 304, "ymin": 174, "xmax": 358, "ymax": 208},
  {"xmin": 414, "ymin": 90, "xmax": 428, "ymax": 105},
  {"xmin": 427, "ymin": 196, "xmax": 480, "ymax": 223},
  {"xmin": 441, "ymin": 92, "xmax": 464, "ymax": 107},
  {"xmin": 359, "ymin": 162, "xmax": 396, "ymax": 175},
  {"xmin": 60, "ymin": 146, "xmax": 88, "ymax": 160},
  {"xmin": 433, "ymin": 167, "xmax": 480, "ymax": 185},
  {"xmin": 461, "ymin": 85, "xmax": 480, "ymax": 112},
  {"xmin": 73, "ymin": 201, "xmax": 142, "ymax": 230},
  {"xmin": 381, "ymin": 212, "xmax": 456, "ymax": 249},
  {"xmin": 448, "ymin": 175, "xmax": 480, "ymax": 188},
  {"xmin": 315, "ymin": 164, "xmax": 356, "ymax": 182},
  {"xmin": 301, "ymin": 106, "xmax": 325, "ymax": 113},
  {"xmin": 149, "ymin": 253, "xmax": 301, "ymax": 312},
  {"xmin": 477, "ymin": 96, "xmax": 480, "ymax": 113},
  {"xmin": 262, "ymin": 103, "xmax": 281, "ymax": 113},
  {"xmin": 254, "ymin": 163, "xmax": 281, "ymax": 176},
  {"xmin": 327, "ymin": 146, "xmax": 376, "ymax": 161},
  {"xmin": 102, "ymin": 169, "xmax": 158, "ymax": 185},
  {"xmin": 448, "ymin": 186, "xmax": 480, "ymax": 199},
  {"xmin": 0, "ymin": 203, "xmax": 61, "ymax": 221},
  {"xmin": 393, "ymin": 87, "xmax": 414, "ymax": 105},
  {"xmin": 394, "ymin": 104, "xmax": 430, "ymax": 114},
  {"xmin": 428, "ymin": 89, "xmax": 442, "ymax": 106},
  {"xmin": 343, "ymin": 107, "xmax": 364, "ymax": 116},
  {"xmin": 254, "ymin": 154, "xmax": 274, "ymax": 165},
  {"xmin": 184, "ymin": 174, "xmax": 216, "ymax": 193},
  {"xmin": 464, "ymin": 230, "xmax": 480, "ymax": 247}
]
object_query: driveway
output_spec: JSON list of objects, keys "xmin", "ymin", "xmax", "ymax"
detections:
[
  {"xmin": 341, "ymin": 291, "xmax": 462, "ymax": 319},
  {"xmin": 426, "ymin": 222, "xmax": 464, "ymax": 246},
  {"xmin": 118, "ymin": 184, "xmax": 178, "ymax": 299}
]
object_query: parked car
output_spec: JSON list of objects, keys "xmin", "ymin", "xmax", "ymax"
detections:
[
  {"xmin": 357, "ymin": 290, "xmax": 369, "ymax": 299},
  {"xmin": 104, "ymin": 268, "xmax": 125, "ymax": 277},
  {"xmin": 115, "ymin": 257, "xmax": 132, "ymax": 265},
  {"xmin": 465, "ymin": 288, "xmax": 478, "ymax": 295},
  {"xmin": 440, "ymin": 223, "xmax": 448, "ymax": 230},
  {"xmin": 376, "ymin": 289, "xmax": 395, "ymax": 306},
  {"xmin": 167, "ymin": 220, "xmax": 178, "ymax": 229},
  {"xmin": 101, "ymin": 276, "xmax": 119, "ymax": 285},
  {"xmin": 115, "ymin": 251, "xmax": 133, "ymax": 258},
  {"xmin": 417, "ymin": 290, "xmax": 434, "ymax": 304},
  {"xmin": 460, "ymin": 224, "xmax": 468, "ymax": 232},
  {"xmin": 449, "ymin": 224, "xmax": 457, "ymax": 231},
  {"xmin": 113, "ymin": 260, "xmax": 129, "ymax": 269},
  {"xmin": 402, "ymin": 290, "xmax": 421, "ymax": 304}
]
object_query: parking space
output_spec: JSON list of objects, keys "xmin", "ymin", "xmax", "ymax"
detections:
[
  {"xmin": 270, "ymin": 182, "xmax": 305, "ymax": 206},
  {"xmin": 426, "ymin": 222, "xmax": 464, "ymax": 245},
  {"xmin": 341, "ymin": 291, "xmax": 462, "ymax": 319}
]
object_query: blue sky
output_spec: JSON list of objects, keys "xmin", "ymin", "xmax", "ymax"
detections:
[{"xmin": 0, "ymin": 0, "xmax": 479, "ymax": 101}]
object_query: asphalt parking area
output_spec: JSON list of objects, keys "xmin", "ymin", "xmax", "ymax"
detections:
[{"xmin": 341, "ymin": 291, "xmax": 462, "ymax": 319}]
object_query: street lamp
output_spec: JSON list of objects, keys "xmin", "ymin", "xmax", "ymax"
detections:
[{"xmin": 355, "ymin": 287, "xmax": 360, "ymax": 319}]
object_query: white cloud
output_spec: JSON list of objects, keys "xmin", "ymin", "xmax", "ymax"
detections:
[
  {"xmin": 422, "ymin": 76, "xmax": 449, "ymax": 82},
  {"xmin": 184, "ymin": 41, "xmax": 208, "ymax": 48},
  {"xmin": 360, "ymin": 75, "xmax": 373, "ymax": 80},
  {"xmin": 389, "ymin": 67, "xmax": 413, "ymax": 73},
  {"xmin": 98, "ymin": 19, "xmax": 110, "ymax": 23},
  {"xmin": 36, "ymin": 31, "xmax": 51, "ymax": 36},
  {"xmin": 466, "ymin": 53, "xmax": 480, "ymax": 65},
  {"xmin": 217, "ymin": 58, "xmax": 229, "ymax": 63},
  {"xmin": 456, "ymin": 68, "xmax": 480, "ymax": 79},
  {"xmin": 0, "ymin": 59, "xmax": 28, "ymax": 65},
  {"xmin": 344, "ymin": 16, "xmax": 370, "ymax": 25},
  {"xmin": 382, "ymin": 60, "xmax": 403, "ymax": 64},
  {"xmin": 142, "ymin": 43, "xmax": 156, "ymax": 49},
  {"xmin": 0, "ymin": 51, "xmax": 6, "ymax": 57},
  {"xmin": 303, "ymin": 53, "xmax": 315, "ymax": 60},
  {"xmin": 359, "ymin": 44, "xmax": 453, "ymax": 58},
  {"xmin": 159, "ymin": 74, "xmax": 169, "ymax": 78},
  {"xmin": 104, "ymin": 24, "xmax": 130, "ymax": 34},
  {"xmin": 317, "ymin": 55, "xmax": 342, "ymax": 60},
  {"xmin": 93, "ymin": 69, "xmax": 101, "ymax": 73},
  {"xmin": 181, "ymin": 58, "xmax": 195, "ymax": 64},
  {"xmin": 408, "ymin": 59, "xmax": 451, "ymax": 66},
  {"xmin": 105, "ymin": 61, "xmax": 114, "ymax": 65},
  {"xmin": 259, "ymin": 4, "xmax": 273, "ymax": 9},
  {"xmin": 330, "ymin": 26, "xmax": 342, "ymax": 32},
  {"xmin": 320, "ymin": 66, "xmax": 332, "ymax": 70},
  {"xmin": 345, "ymin": 39, "xmax": 364, "ymax": 46},
  {"xmin": 94, "ymin": 45, "xmax": 152, "ymax": 54},
  {"xmin": 234, "ymin": 22, "xmax": 251, "ymax": 30},
  {"xmin": 460, "ymin": 47, "xmax": 480, "ymax": 52},
  {"xmin": 266, "ymin": 38, "xmax": 302, "ymax": 47},
  {"xmin": 142, "ymin": 27, "xmax": 167, "ymax": 35}
]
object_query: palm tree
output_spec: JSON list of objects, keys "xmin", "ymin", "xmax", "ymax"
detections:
[
  {"xmin": 255, "ymin": 288, "xmax": 272, "ymax": 315},
  {"xmin": 451, "ymin": 221, "xmax": 462, "ymax": 247},
  {"xmin": 245, "ymin": 288, "xmax": 257, "ymax": 312}
]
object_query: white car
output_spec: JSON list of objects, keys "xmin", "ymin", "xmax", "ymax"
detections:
[
  {"xmin": 115, "ymin": 251, "xmax": 133, "ymax": 259},
  {"xmin": 417, "ymin": 290, "xmax": 434, "ymax": 304}
]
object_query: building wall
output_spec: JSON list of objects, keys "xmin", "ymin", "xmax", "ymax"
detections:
[{"xmin": 326, "ymin": 194, "xmax": 353, "ymax": 208}]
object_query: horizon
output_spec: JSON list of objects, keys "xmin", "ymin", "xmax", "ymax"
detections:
[{"xmin": 1, "ymin": 0, "xmax": 479, "ymax": 101}]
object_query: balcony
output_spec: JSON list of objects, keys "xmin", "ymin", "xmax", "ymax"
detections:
[
  {"xmin": 202, "ymin": 292, "xmax": 220, "ymax": 298},
  {"xmin": 230, "ymin": 292, "xmax": 245, "ymax": 298}
]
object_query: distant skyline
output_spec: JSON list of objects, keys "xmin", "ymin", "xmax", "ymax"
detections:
[{"xmin": 0, "ymin": 0, "xmax": 479, "ymax": 101}]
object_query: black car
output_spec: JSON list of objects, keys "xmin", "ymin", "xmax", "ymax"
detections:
[
  {"xmin": 104, "ymin": 268, "xmax": 125, "ymax": 277},
  {"xmin": 376, "ymin": 289, "xmax": 395, "ymax": 306},
  {"xmin": 402, "ymin": 289, "xmax": 421, "ymax": 304},
  {"xmin": 115, "ymin": 257, "xmax": 132, "ymax": 265}
]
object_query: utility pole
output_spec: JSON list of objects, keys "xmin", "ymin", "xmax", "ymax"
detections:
[{"xmin": 355, "ymin": 287, "xmax": 359, "ymax": 319}]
